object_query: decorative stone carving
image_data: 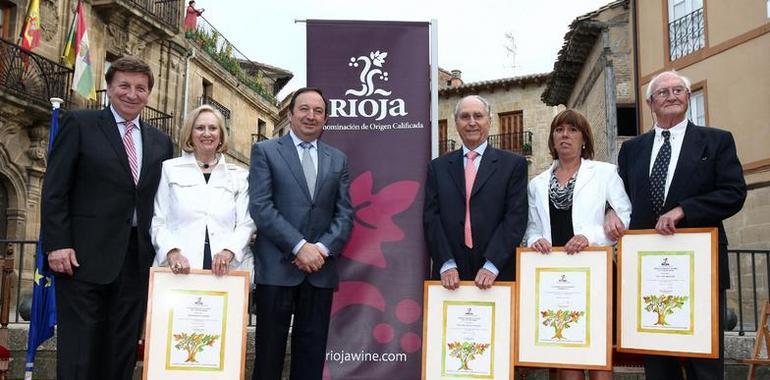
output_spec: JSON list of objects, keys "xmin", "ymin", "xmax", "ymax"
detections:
[
  {"xmin": 40, "ymin": 0, "xmax": 59, "ymax": 42},
  {"xmin": 26, "ymin": 125, "xmax": 48, "ymax": 167},
  {"xmin": 107, "ymin": 23, "xmax": 129, "ymax": 55}
]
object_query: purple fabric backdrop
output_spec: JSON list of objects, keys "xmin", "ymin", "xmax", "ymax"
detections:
[{"xmin": 307, "ymin": 20, "xmax": 431, "ymax": 380}]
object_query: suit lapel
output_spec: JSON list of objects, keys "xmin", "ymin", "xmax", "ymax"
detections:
[
  {"xmin": 137, "ymin": 121, "xmax": 154, "ymax": 189},
  {"xmin": 573, "ymin": 158, "xmax": 594, "ymax": 194},
  {"xmin": 447, "ymin": 149, "xmax": 465, "ymax": 198},
  {"xmin": 471, "ymin": 147, "xmax": 498, "ymax": 197},
  {"xmin": 666, "ymin": 122, "xmax": 704, "ymax": 208},
  {"xmin": 277, "ymin": 134, "xmax": 312, "ymax": 200},
  {"xmin": 97, "ymin": 108, "xmax": 134, "ymax": 184},
  {"xmin": 315, "ymin": 142, "xmax": 332, "ymax": 200}
]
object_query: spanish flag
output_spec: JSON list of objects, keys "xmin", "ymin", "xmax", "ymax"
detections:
[
  {"xmin": 62, "ymin": 0, "xmax": 96, "ymax": 100},
  {"xmin": 20, "ymin": 0, "xmax": 41, "ymax": 52}
]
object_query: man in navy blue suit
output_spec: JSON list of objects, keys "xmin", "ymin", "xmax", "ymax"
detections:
[
  {"xmin": 424, "ymin": 95, "xmax": 528, "ymax": 290},
  {"xmin": 607, "ymin": 71, "xmax": 746, "ymax": 380}
]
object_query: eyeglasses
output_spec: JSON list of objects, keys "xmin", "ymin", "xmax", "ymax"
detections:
[{"xmin": 651, "ymin": 86, "xmax": 688, "ymax": 100}]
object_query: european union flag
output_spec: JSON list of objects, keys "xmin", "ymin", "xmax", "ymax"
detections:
[{"xmin": 25, "ymin": 98, "xmax": 62, "ymax": 379}]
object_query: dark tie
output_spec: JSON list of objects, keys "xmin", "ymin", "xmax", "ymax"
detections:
[{"xmin": 650, "ymin": 130, "xmax": 671, "ymax": 217}]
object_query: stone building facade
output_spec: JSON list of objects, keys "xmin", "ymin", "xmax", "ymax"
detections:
[
  {"xmin": 0, "ymin": 0, "xmax": 289, "ymax": 318},
  {"xmin": 541, "ymin": 0, "xmax": 635, "ymax": 163}
]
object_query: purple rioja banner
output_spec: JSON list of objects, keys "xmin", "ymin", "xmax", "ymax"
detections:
[{"xmin": 307, "ymin": 20, "xmax": 431, "ymax": 380}]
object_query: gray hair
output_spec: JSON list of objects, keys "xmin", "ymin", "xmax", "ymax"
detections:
[
  {"xmin": 645, "ymin": 70, "xmax": 692, "ymax": 100},
  {"xmin": 453, "ymin": 95, "xmax": 492, "ymax": 121}
]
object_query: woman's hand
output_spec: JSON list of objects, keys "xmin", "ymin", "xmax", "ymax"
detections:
[
  {"xmin": 564, "ymin": 234, "xmax": 589, "ymax": 255},
  {"xmin": 532, "ymin": 238, "xmax": 552, "ymax": 254},
  {"xmin": 212, "ymin": 250, "xmax": 235, "ymax": 276},
  {"xmin": 167, "ymin": 249, "xmax": 190, "ymax": 275}
]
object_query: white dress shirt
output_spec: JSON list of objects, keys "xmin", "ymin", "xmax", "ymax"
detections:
[
  {"xmin": 649, "ymin": 118, "xmax": 688, "ymax": 200},
  {"xmin": 440, "ymin": 141, "xmax": 500, "ymax": 276}
]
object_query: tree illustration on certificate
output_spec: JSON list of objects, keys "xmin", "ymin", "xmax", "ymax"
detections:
[
  {"xmin": 541, "ymin": 309, "xmax": 586, "ymax": 340},
  {"xmin": 535, "ymin": 268, "xmax": 590, "ymax": 346},
  {"xmin": 643, "ymin": 295, "xmax": 688, "ymax": 326},
  {"xmin": 173, "ymin": 332, "xmax": 220, "ymax": 363},
  {"xmin": 446, "ymin": 341, "xmax": 491, "ymax": 371},
  {"xmin": 638, "ymin": 252, "xmax": 694, "ymax": 333}
]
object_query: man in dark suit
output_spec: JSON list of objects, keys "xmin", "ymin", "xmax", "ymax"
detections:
[
  {"xmin": 41, "ymin": 56, "xmax": 173, "ymax": 379},
  {"xmin": 608, "ymin": 71, "xmax": 746, "ymax": 380},
  {"xmin": 424, "ymin": 95, "xmax": 528, "ymax": 290},
  {"xmin": 248, "ymin": 87, "xmax": 353, "ymax": 380}
]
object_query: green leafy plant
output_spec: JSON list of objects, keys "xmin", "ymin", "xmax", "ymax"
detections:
[
  {"xmin": 643, "ymin": 294, "xmax": 688, "ymax": 326},
  {"xmin": 173, "ymin": 332, "xmax": 219, "ymax": 363},
  {"xmin": 540, "ymin": 309, "xmax": 585, "ymax": 340},
  {"xmin": 447, "ymin": 341, "xmax": 490, "ymax": 371}
]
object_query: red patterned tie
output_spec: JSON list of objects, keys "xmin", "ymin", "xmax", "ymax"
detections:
[
  {"xmin": 464, "ymin": 151, "xmax": 479, "ymax": 248},
  {"xmin": 122, "ymin": 121, "xmax": 139, "ymax": 185}
]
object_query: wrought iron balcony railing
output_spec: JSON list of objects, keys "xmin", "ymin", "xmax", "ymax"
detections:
[
  {"xmin": 186, "ymin": 15, "xmax": 275, "ymax": 103},
  {"xmin": 439, "ymin": 139, "xmax": 456, "ymax": 155},
  {"xmin": 488, "ymin": 131, "xmax": 532, "ymax": 156},
  {"xmin": 252, "ymin": 133, "xmax": 268, "ymax": 145},
  {"xmin": 669, "ymin": 8, "xmax": 705, "ymax": 61},
  {"xmin": 92, "ymin": 0, "xmax": 180, "ymax": 32},
  {"xmin": 198, "ymin": 95, "xmax": 232, "ymax": 121},
  {"xmin": 88, "ymin": 89, "xmax": 174, "ymax": 138},
  {"xmin": 0, "ymin": 39, "xmax": 73, "ymax": 109}
]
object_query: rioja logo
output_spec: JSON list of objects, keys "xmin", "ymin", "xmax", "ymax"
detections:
[{"xmin": 330, "ymin": 50, "xmax": 408, "ymax": 121}]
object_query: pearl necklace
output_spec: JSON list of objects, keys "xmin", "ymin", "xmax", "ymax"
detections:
[{"xmin": 196, "ymin": 155, "xmax": 220, "ymax": 169}]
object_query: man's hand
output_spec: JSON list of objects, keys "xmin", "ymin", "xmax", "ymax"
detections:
[
  {"xmin": 564, "ymin": 234, "xmax": 589, "ymax": 255},
  {"xmin": 293, "ymin": 243, "xmax": 325, "ymax": 273},
  {"xmin": 167, "ymin": 249, "xmax": 191, "ymax": 275},
  {"xmin": 212, "ymin": 250, "xmax": 235, "ymax": 276},
  {"xmin": 475, "ymin": 268, "xmax": 497, "ymax": 290},
  {"xmin": 440, "ymin": 268, "xmax": 460, "ymax": 290},
  {"xmin": 532, "ymin": 238, "xmax": 552, "ymax": 254},
  {"xmin": 604, "ymin": 209, "xmax": 626, "ymax": 241},
  {"xmin": 656, "ymin": 206, "xmax": 685, "ymax": 235},
  {"xmin": 47, "ymin": 248, "xmax": 79, "ymax": 275}
]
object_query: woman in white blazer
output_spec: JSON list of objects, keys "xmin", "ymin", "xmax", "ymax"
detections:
[
  {"xmin": 524, "ymin": 109, "xmax": 631, "ymax": 380},
  {"xmin": 151, "ymin": 105, "xmax": 255, "ymax": 277}
]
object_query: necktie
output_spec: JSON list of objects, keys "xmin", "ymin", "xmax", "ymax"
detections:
[
  {"xmin": 650, "ymin": 130, "xmax": 671, "ymax": 217},
  {"xmin": 122, "ymin": 121, "xmax": 139, "ymax": 185},
  {"xmin": 464, "ymin": 151, "xmax": 479, "ymax": 248},
  {"xmin": 300, "ymin": 142, "xmax": 316, "ymax": 199}
]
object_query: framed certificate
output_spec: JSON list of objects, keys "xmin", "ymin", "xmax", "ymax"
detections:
[
  {"xmin": 617, "ymin": 228, "xmax": 718, "ymax": 358},
  {"xmin": 143, "ymin": 268, "xmax": 250, "ymax": 379},
  {"xmin": 421, "ymin": 281, "xmax": 515, "ymax": 380},
  {"xmin": 515, "ymin": 247, "xmax": 612, "ymax": 371}
]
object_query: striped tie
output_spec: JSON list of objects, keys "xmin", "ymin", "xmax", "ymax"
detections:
[{"xmin": 122, "ymin": 121, "xmax": 139, "ymax": 185}]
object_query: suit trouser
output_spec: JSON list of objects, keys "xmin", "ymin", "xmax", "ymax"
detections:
[
  {"xmin": 54, "ymin": 229, "xmax": 146, "ymax": 380},
  {"xmin": 253, "ymin": 279, "xmax": 333, "ymax": 380},
  {"xmin": 643, "ymin": 290, "xmax": 726, "ymax": 380}
]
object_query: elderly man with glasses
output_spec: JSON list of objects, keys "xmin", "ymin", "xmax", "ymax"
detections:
[{"xmin": 605, "ymin": 70, "xmax": 746, "ymax": 380}]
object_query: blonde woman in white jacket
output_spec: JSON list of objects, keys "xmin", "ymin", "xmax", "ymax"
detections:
[
  {"xmin": 524, "ymin": 109, "xmax": 631, "ymax": 380},
  {"xmin": 151, "ymin": 105, "xmax": 255, "ymax": 277}
]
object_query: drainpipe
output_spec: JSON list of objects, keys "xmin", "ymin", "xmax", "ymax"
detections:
[
  {"xmin": 601, "ymin": 26, "xmax": 618, "ymax": 163},
  {"xmin": 182, "ymin": 48, "xmax": 196, "ymax": 119}
]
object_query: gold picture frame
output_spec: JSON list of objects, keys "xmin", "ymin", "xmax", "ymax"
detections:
[
  {"xmin": 617, "ymin": 228, "xmax": 718, "ymax": 358},
  {"xmin": 421, "ymin": 281, "xmax": 515, "ymax": 380},
  {"xmin": 142, "ymin": 268, "xmax": 250, "ymax": 379},
  {"xmin": 515, "ymin": 247, "xmax": 612, "ymax": 371}
]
